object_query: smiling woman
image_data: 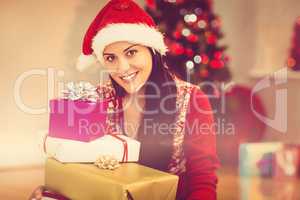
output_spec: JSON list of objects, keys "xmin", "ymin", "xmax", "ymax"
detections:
[
  {"xmin": 31, "ymin": 0, "xmax": 220, "ymax": 200},
  {"xmin": 78, "ymin": 0, "xmax": 219, "ymax": 199}
]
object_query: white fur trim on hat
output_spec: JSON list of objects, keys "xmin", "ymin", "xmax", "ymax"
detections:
[
  {"xmin": 92, "ymin": 23, "xmax": 168, "ymax": 64},
  {"xmin": 76, "ymin": 53, "xmax": 98, "ymax": 72}
]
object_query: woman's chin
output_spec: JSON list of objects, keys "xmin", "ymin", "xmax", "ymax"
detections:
[{"xmin": 123, "ymin": 83, "xmax": 144, "ymax": 94}]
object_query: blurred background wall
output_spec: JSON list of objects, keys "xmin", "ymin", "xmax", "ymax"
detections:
[{"xmin": 0, "ymin": 0, "xmax": 299, "ymax": 167}]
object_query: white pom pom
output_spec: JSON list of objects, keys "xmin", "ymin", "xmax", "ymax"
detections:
[{"xmin": 76, "ymin": 53, "xmax": 98, "ymax": 72}]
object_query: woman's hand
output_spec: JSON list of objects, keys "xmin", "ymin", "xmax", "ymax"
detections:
[{"xmin": 28, "ymin": 186, "xmax": 45, "ymax": 200}]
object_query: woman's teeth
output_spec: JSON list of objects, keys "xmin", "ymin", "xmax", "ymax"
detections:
[{"xmin": 120, "ymin": 71, "xmax": 138, "ymax": 81}]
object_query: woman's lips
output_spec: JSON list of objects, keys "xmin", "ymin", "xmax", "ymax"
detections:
[{"xmin": 120, "ymin": 71, "xmax": 139, "ymax": 81}]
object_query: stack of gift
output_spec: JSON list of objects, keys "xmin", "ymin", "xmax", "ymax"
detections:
[
  {"xmin": 239, "ymin": 142, "xmax": 300, "ymax": 179},
  {"xmin": 44, "ymin": 81, "xmax": 179, "ymax": 200},
  {"xmin": 46, "ymin": 81, "xmax": 137, "ymax": 162}
]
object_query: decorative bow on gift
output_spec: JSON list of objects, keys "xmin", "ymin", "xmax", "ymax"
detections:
[
  {"xmin": 94, "ymin": 155, "xmax": 120, "ymax": 170},
  {"xmin": 61, "ymin": 81, "xmax": 99, "ymax": 102},
  {"xmin": 94, "ymin": 134, "xmax": 129, "ymax": 170}
]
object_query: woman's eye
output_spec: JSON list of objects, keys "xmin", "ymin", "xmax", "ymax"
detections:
[
  {"xmin": 105, "ymin": 55, "xmax": 115, "ymax": 62},
  {"xmin": 126, "ymin": 50, "xmax": 137, "ymax": 57}
]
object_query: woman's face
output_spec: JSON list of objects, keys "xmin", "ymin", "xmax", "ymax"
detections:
[{"xmin": 102, "ymin": 41, "xmax": 153, "ymax": 94}]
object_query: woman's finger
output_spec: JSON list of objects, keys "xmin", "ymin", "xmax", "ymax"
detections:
[{"xmin": 28, "ymin": 186, "xmax": 45, "ymax": 200}]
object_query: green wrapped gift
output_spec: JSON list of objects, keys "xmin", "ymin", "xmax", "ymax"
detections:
[{"xmin": 45, "ymin": 158, "xmax": 179, "ymax": 200}]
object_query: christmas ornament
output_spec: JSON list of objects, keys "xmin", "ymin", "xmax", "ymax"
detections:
[
  {"xmin": 199, "ymin": 69, "xmax": 209, "ymax": 78},
  {"xmin": 185, "ymin": 48, "xmax": 194, "ymax": 57},
  {"xmin": 170, "ymin": 43, "xmax": 185, "ymax": 55},
  {"xmin": 187, "ymin": 34, "xmax": 198, "ymax": 42}
]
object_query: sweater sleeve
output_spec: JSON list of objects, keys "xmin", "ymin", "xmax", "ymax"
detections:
[{"xmin": 183, "ymin": 87, "xmax": 220, "ymax": 200}]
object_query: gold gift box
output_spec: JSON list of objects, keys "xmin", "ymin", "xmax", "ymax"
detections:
[{"xmin": 45, "ymin": 158, "xmax": 179, "ymax": 200}]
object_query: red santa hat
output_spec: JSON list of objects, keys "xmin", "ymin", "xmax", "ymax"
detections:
[{"xmin": 76, "ymin": 0, "xmax": 168, "ymax": 71}]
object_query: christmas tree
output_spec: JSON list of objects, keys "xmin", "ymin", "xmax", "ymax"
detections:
[
  {"xmin": 145, "ymin": 0, "xmax": 231, "ymax": 91},
  {"xmin": 287, "ymin": 16, "xmax": 300, "ymax": 71}
]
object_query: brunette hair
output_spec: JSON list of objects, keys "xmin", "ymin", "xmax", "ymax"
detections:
[{"xmin": 110, "ymin": 49, "xmax": 177, "ymax": 171}]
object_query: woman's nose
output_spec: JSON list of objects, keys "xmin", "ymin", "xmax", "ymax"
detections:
[{"xmin": 117, "ymin": 57, "xmax": 131, "ymax": 73}]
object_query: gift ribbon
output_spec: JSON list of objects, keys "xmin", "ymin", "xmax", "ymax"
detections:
[
  {"xmin": 42, "ymin": 190, "xmax": 70, "ymax": 200},
  {"xmin": 109, "ymin": 133, "xmax": 128, "ymax": 162}
]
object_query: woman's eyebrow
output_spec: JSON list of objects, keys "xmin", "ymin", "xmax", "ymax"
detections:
[
  {"xmin": 103, "ymin": 44, "xmax": 138, "ymax": 55},
  {"xmin": 103, "ymin": 52, "xmax": 114, "ymax": 56},
  {"xmin": 123, "ymin": 44, "xmax": 139, "ymax": 52}
]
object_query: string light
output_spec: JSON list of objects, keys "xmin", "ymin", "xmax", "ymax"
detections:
[
  {"xmin": 184, "ymin": 15, "xmax": 190, "ymax": 23},
  {"xmin": 212, "ymin": 18, "xmax": 221, "ymax": 28},
  {"xmin": 182, "ymin": 28, "xmax": 191, "ymax": 36},
  {"xmin": 198, "ymin": 20, "xmax": 206, "ymax": 29},
  {"xmin": 189, "ymin": 14, "xmax": 197, "ymax": 23},
  {"xmin": 287, "ymin": 57, "xmax": 296, "ymax": 68},
  {"xmin": 199, "ymin": 69, "xmax": 209, "ymax": 78},
  {"xmin": 184, "ymin": 14, "xmax": 197, "ymax": 23},
  {"xmin": 194, "ymin": 55, "xmax": 202, "ymax": 63},
  {"xmin": 186, "ymin": 61, "xmax": 195, "ymax": 70}
]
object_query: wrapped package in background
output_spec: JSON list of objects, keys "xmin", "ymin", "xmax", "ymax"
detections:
[
  {"xmin": 239, "ymin": 142, "xmax": 282, "ymax": 177},
  {"xmin": 239, "ymin": 143, "xmax": 300, "ymax": 199},
  {"xmin": 239, "ymin": 142, "xmax": 300, "ymax": 178}
]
